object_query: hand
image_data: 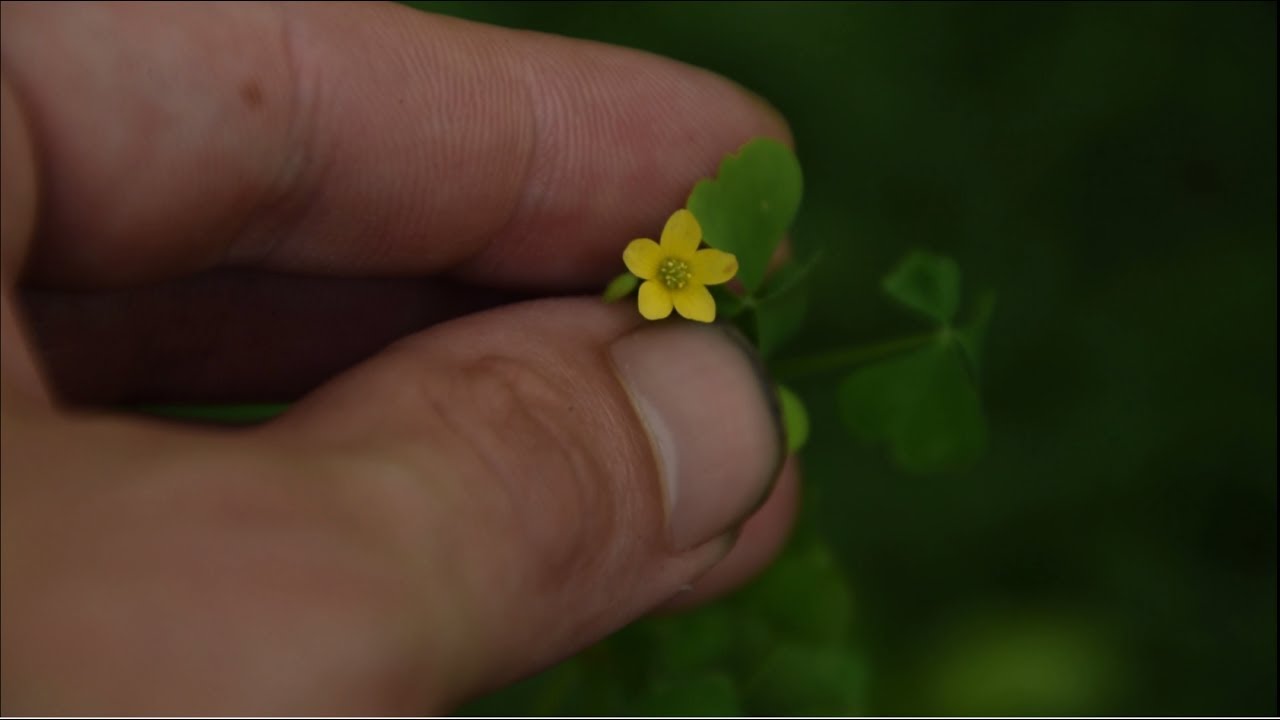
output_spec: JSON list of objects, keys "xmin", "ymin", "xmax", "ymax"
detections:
[{"xmin": 0, "ymin": 2, "xmax": 799, "ymax": 714}]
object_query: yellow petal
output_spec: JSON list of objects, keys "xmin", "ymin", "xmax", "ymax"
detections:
[
  {"xmin": 638, "ymin": 280, "xmax": 674, "ymax": 320},
  {"xmin": 659, "ymin": 209, "xmax": 702, "ymax": 259},
  {"xmin": 623, "ymin": 238, "xmax": 662, "ymax": 280},
  {"xmin": 672, "ymin": 283, "xmax": 716, "ymax": 323},
  {"xmin": 691, "ymin": 248, "xmax": 738, "ymax": 286}
]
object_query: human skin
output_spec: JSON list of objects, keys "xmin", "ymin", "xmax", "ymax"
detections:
[{"xmin": 0, "ymin": 2, "xmax": 799, "ymax": 714}]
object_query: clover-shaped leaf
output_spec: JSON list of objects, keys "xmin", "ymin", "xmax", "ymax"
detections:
[
  {"xmin": 838, "ymin": 339, "xmax": 987, "ymax": 475},
  {"xmin": 688, "ymin": 138, "xmax": 803, "ymax": 293},
  {"xmin": 732, "ymin": 535, "xmax": 852, "ymax": 646},
  {"xmin": 837, "ymin": 250, "xmax": 992, "ymax": 473},
  {"xmin": 883, "ymin": 250, "xmax": 962, "ymax": 324}
]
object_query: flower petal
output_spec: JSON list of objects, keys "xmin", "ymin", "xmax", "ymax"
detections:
[
  {"xmin": 659, "ymin": 209, "xmax": 702, "ymax": 259},
  {"xmin": 672, "ymin": 283, "xmax": 716, "ymax": 323},
  {"xmin": 691, "ymin": 248, "xmax": 739, "ymax": 286},
  {"xmin": 637, "ymin": 280, "xmax": 674, "ymax": 320},
  {"xmin": 623, "ymin": 238, "xmax": 663, "ymax": 280}
]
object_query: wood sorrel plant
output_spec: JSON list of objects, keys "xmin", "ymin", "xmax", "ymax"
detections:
[{"xmin": 603, "ymin": 138, "xmax": 993, "ymax": 473}]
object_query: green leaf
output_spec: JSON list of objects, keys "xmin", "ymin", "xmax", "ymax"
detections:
[
  {"xmin": 709, "ymin": 284, "xmax": 749, "ymax": 320},
  {"xmin": 755, "ymin": 290, "xmax": 808, "ymax": 359},
  {"xmin": 733, "ymin": 536, "xmax": 852, "ymax": 646},
  {"xmin": 777, "ymin": 385, "xmax": 811, "ymax": 453},
  {"xmin": 754, "ymin": 249, "xmax": 821, "ymax": 358},
  {"xmin": 687, "ymin": 138, "xmax": 803, "ymax": 293},
  {"xmin": 724, "ymin": 611, "xmax": 776, "ymax": 675},
  {"xmin": 649, "ymin": 608, "xmax": 734, "ymax": 677},
  {"xmin": 758, "ymin": 246, "xmax": 823, "ymax": 300},
  {"xmin": 743, "ymin": 644, "xmax": 866, "ymax": 716},
  {"xmin": 630, "ymin": 672, "xmax": 742, "ymax": 716},
  {"xmin": 838, "ymin": 339, "xmax": 987, "ymax": 474},
  {"xmin": 601, "ymin": 272, "xmax": 638, "ymax": 302},
  {"xmin": 882, "ymin": 250, "xmax": 962, "ymax": 324}
]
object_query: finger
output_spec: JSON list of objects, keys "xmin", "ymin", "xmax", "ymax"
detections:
[
  {"xmin": 2, "ymin": 299, "xmax": 791, "ymax": 714},
  {"xmin": 662, "ymin": 456, "xmax": 801, "ymax": 611},
  {"xmin": 1, "ymin": 1, "xmax": 790, "ymax": 288},
  {"xmin": 1, "ymin": 408, "xmax": 471, "ymax": 715},
  {"xmin": 269, "ymin": 298, "xmax": 788, "ymax": 705},
  {"xmin": 21, "ymin": 270, "xmax": 522, "ymax": 404}
]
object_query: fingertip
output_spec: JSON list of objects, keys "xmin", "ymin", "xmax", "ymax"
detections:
[
  {"xmin": 610, "ymin": 321, "xmax": 784, "ymax": 552},
  {"xmin": 660, "ymin": 455, "xmax": 801, "ymax": 611}
]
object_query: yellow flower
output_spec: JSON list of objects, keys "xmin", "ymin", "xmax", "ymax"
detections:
[{"xmin": 622, "ymin": 209, "xmax": 739, "ymax": 322}]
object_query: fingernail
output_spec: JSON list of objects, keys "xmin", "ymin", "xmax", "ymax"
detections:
[{"xmin": 610, "ymin": 323, "xmax": 784, "ymax": 552}]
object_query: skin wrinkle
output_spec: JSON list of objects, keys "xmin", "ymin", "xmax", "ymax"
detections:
[
  {"xmin": 552, "ymin": 56, "xmax": 665, "ymax": 279},
  {"xmin": 452, "ymin": 353, "xmax": 621, "ymax": 589},
  {"xmin": 341, "ymin": 308, "xmax": 686, "ymax": 656},
  {"xmin": 445, "ymin": 29, "xmax": 612, "ymax": 285},
  {"xmin": 395, "ymin": 354, "xmax": 640, "ymax": 693},
  {"xmin": 248, "ymin": 5, "xmax": 393, "ymax": 272},
  {"xmin": 450, "ymin": 38, "xmax": 772, "ymax": 287},
  {"xmin": 321, "ymin": 336, "xmax": 628, "ymax": 607},
  {"xmin": 222, "ymin": 4, "xmax": 324, "ymax": 269},
  {"xmin": 452, "ymin": 30, "xmax": 544, "ymax": 280},
  {"xmin": 363, "ymin": 12, "xmax": 533, "ymax": 273}
]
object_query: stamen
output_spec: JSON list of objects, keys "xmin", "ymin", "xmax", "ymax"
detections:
[{"xmin": 658, "ymin": 257, "xmax": 692, "ymax": 290}]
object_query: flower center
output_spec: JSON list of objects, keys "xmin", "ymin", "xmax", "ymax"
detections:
[{"xmin": 658, "ymin": 257, "xmax": 692, "ymax": 290}]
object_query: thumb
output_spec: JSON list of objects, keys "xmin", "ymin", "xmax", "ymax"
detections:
[{"xmin": 272, "ymin": 297, "xmax": 788, "ymax": 707}]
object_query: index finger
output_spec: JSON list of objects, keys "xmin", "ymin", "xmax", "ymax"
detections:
[{"xmin": 0, "ymin": 1, "xmax": 791, "ymax": 289}]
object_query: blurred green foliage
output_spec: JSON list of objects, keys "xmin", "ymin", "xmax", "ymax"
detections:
[
  {"xmin": 839, "ymin": 334, "xmax": 987, "ymax": 475},
  {"xmin": 838, "ymin": 250, "xmax": 991, "ymax": 474},
  {"xmin": 417, "ymin": 2, "xmax": 1276, "ymax": 715},
  {"xmin": 463, "ymin": 529, "xmax": 866, "ymax": 716}
]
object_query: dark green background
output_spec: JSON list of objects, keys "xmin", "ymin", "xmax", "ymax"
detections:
[{"xmin": 415, "ymin": 2, "xmax": 1277, "ymax": 715}]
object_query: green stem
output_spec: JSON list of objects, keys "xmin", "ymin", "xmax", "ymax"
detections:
[
  {"xmin": 772, "ymin": 331, "xmax": 937, "ymax": 381},
  {"xmin": 132, "ymin": 403, "xmax": 289, "ymax": 425}
]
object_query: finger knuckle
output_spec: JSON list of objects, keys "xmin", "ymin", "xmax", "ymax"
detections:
[{"xmin": 445, "ymin": 355, "xmax": 636, "ymax": 587}]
